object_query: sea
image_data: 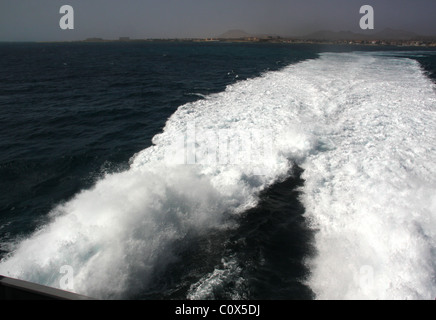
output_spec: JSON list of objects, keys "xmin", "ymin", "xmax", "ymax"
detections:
[{"xmin": 0, "ymin": 42, "xmax": 435, "ymax": 300}]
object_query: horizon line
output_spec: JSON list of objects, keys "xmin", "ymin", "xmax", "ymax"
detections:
[{"xmin": 2, "ymin": 27, "xmax": 436, "ymax": 43}]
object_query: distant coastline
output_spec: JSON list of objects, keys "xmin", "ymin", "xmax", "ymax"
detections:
[
  {"xmin": 9, "ymin": 28, "xmax": 434, "ymax": 47},
  {"xmin": 49, "ymin": 36, "xmax": 436, "ymax": 47},
  {"xmin": 82, "ymin": 37, "xmax": 436, "ymax": 47}
]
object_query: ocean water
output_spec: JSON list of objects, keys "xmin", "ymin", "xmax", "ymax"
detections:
[{"xmin": 0, "ymin": 42, "xmax": 435, "ymax": 300}]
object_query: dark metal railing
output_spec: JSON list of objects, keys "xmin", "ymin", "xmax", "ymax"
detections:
[{"xmin": 0, "ymin": 275, "xmax": 95, "ymax": 300}]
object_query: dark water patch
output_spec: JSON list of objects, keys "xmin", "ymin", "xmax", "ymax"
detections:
[
  {"xmin": 227, "ymin": 165, "xmax": 315, "ymax": 300},
  {"xmin": 134, "ymin": 165, "xmax": 315, "ymax": 300}
]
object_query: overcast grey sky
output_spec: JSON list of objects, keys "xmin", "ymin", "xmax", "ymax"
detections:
[{"xmin": 0, "ymin": 0, "xmax": 435, "ymax": 41}]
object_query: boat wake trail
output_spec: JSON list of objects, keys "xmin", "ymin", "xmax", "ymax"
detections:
[{"xmin": 1, "ymin": 51, "xmax": 435, "ymax": 300}]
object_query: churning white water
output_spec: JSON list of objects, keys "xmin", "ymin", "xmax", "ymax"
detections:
[{"xmin": 1, "ymin": 52, "xmax": 435, "ymax": 300}]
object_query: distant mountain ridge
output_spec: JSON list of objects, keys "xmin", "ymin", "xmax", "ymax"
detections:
[
  {"xmin": 217, "ymin": 29, "xmax": 279, "ymax": 39},
  {"xmin": 217, "ymin": 29, "xmax": 253, "ymax": 39}
]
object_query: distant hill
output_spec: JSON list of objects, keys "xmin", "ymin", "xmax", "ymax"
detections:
[
  {"xmin": 371, "ymin": 28, "xmax": 418, "ymax": 40},
  {"xmin": 217, "ymin": 29, "xmax": 253, "ymax": 39},
  {"xmin": 302, "ymin": 28, "xmax": 427, "ymax": 41},
  {"xmin": 302, "ymin": 30, "xmax": 362, "ymax": 41}
]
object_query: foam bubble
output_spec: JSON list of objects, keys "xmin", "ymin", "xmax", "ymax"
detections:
[{"xmin": 187, "ymin": 256, "xmax": 246, "ymax": 300}]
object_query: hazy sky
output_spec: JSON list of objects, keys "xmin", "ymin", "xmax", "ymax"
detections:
[{"xmin": 1, "ymin": 0, "xmax": 435, "ymax": 41}]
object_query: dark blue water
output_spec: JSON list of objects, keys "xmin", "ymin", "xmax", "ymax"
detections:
[{"xmin": 1, "ymin": 42, "xmax": 435, "ymax": 299}]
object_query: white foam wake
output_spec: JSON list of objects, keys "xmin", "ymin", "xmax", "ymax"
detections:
[
  {"xmin": 1, "ymin": 51, "xmax": 435, "ymax": 300},
  {"xmin": 297, "ymin": 52, "xmax": 436, "ymax": 300},
  {"xmin": 186, "ymin": 52, "xmax": 436, "ymax": 300}
]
